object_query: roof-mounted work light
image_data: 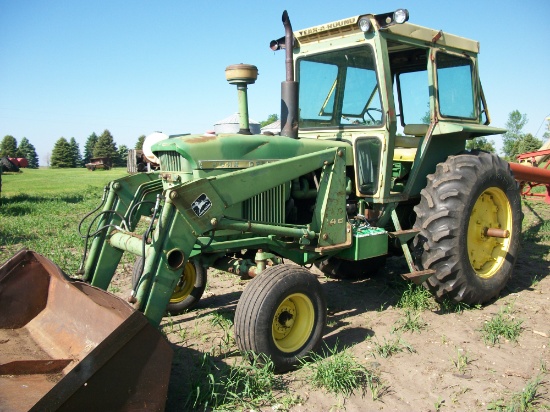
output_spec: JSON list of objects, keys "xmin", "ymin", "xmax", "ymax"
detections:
[
  {"xmin": 358, "ymin": 17, "xmax": 372, "ymax": 32},
  {"xmin": 393, "ymin": 9, "xmax": 409, "ymax": 24},
  {"xmin": 373, "ymin": 9, "xmax": 410, "ymax": 29}
]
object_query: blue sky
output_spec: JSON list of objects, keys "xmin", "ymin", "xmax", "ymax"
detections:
[{"xmin": 1, "ymin": 1, "xmax": 549, "ymax": 164}]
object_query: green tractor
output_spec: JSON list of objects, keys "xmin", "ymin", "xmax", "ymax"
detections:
[
  {"xmin": 80, "ymin": 9, "xmax": 523, "ymax": 373},
  {"xmin": 2, "ymin": 9, "xmax": 525, "ymax": 409}
]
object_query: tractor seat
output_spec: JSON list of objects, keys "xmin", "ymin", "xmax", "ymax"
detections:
[
  {"xmin": 393, "ymin": 124, "xmax": 428, "ymax": 162},
  {"xmin": 403, "ymin": 123, "xmax": 429, "ymax": 137}
]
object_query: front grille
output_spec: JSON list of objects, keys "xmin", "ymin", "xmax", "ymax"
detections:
[
  {"xmin": 243, "ymin": 184, "xmax": 286, "ymax": 224},
  {"xmin": 158, "ymin": 151, "xmax": 184, "ymax": 172}
]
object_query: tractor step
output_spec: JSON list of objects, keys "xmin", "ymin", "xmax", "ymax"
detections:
[
  {"xmin": 388, "ymin": 228, "xmax": 419, "ymax": 243},
  {"xmin": 401, "ymin": 269, "xmax": 436, "ymax": 285}
]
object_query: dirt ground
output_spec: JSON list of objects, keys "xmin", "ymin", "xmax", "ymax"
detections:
[{"xmin": 109, "ymin": 201, "xmax": 550, "ymax": 411}]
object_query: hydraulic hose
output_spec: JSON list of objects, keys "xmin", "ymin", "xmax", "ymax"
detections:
[
  {"xmin": 130, "ymin": 194, "xmax": 162, "ymax": 301},
  {"xmin": 77, "ymin": 185, "xmax": 109, "ymax": 239}
]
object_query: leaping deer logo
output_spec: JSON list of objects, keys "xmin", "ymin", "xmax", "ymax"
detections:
[{"xmin": 191, "ymin": 194, "xmax": 212, "ymax": 217}]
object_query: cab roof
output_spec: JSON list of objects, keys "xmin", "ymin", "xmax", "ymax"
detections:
[{"xmin": 294, "ymin": 12, "xmax": 479, "ymax": 54}]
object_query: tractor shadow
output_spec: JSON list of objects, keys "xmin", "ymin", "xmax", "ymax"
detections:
[
  {"xmin": 318, "ymin": 257, "xmax": 415, "ymax": 347},
  {"xmin": 165, "ymin": 343, "xmax": 218, "ymax": 411},
  {"xmin": 164, "ymin": 290, "xmax": 242, "ymax": 328},
  {"xmin": 168, "ymin": 257, "xmax": 419, "ymax": 357},
  {"xmin": 504, "ymin": 200, "xmax": 550, "ymax": 296},
  {"xmin": 163, "ymin": 221, "xmax": 548, "ymax": 411},
  {"xmin": 0, "ymin": 229, "xmax": 38, "ymax": 246},
  {"xmin": 0, "ymin": 194, "xmax": 85, "ymax": 216}
]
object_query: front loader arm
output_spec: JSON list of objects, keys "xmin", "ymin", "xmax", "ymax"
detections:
[
  {"xmin": 83, "ymin": 172, "xmax": 163, "ymax": 288},
  {"xmin": 85, "ymin": 146, "xmax": 348, "ymax": 327},
  {"xmin": 140, "ymin": 146, "xmax": 349, "ymax": 326}
]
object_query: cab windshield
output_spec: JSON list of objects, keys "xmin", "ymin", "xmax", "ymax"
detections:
[{"xmin": 297, "ymin": 45, "xmax": 382, "ymax": 128}]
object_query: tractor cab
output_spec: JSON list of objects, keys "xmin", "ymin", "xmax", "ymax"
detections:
[{"xmin": 289, "ymin": 9, "xmax": 504, "ymax": 209}]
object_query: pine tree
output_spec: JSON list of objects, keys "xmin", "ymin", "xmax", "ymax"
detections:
[
  {"xmin": 0, "ymin": 135, "xmax": 18, "ymax": 157},
  {"xmin": 69, "ymin": 137, "xmax": 83, "ymax": 167},
  {"xmin": 136, "ymin": 135, "xmax": 146, "ymax": 150},
  {"xmin": 17, "ymin": 137, "xmax": 39, "ymax": 168},
  {"xmin": 117, "ymin": 144, "xmax": 129, "ymax": 167},
  {"xmin": 93, "ymin": 129, "xmax": 118, "ymax": 164},
  {"xmin": 84, "ymin": 132, "xmax": 98, "ymax": 164},
  {"xmin": 50, "ymin": 137, "xmax": 73, "ymax": 168}
]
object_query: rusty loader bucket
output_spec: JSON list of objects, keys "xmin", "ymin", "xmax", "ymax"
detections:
[{"xmin": 0, "ymin": 249, "xmax": 173, "ymax": 411}]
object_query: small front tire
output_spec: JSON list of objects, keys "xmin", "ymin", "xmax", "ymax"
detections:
[
  {"xmin": 132, "ymin": 257, "xmax": 207, "ymax": 314},
  {"xmin": 234, "ymin": 264, "xmax": 326, "ymax": 373}
]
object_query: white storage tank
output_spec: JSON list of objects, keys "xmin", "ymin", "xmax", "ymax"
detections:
[{"xmin": 214, "ymin": 113, "xmax": 261, "ymax": 134}]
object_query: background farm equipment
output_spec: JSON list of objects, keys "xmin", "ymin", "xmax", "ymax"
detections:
[
  {"xmin": 0, "ymin": 157, "xmax": 27, "ymax": 198},
  {"xmin": 0, "ymin": 156, "xmax": 25, "ymax": 173},
  {"xmin": 510, "ymin": 143, "xmax": 550, "ymax": 204},
  {"xmin": 1, "ymin": 8, "xmax": 545, "ymax": 410},
  {"xmin": 85, "ymin": 156, "xmax": 112, "ymax": 171},
  {"xmin": 127, "ymin": 133, "xmax": 164, "ymax": 174}
]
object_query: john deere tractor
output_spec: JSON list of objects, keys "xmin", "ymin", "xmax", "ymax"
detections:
[
  {"xmin": 1, "ymin": 10, "xmax": 521, "ymax": 407},
  {"xmin": 82, "ymin": 9, "xmax": 521, "ymax": 371}
]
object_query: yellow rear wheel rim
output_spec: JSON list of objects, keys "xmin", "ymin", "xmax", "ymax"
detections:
[
  {"xmin": 272, "ymin": 293, "xmax": 314, "ymax": 353},
  {"xmin": 170, "ymin": 262, "xmax": 196, "ymax": 303},
  {"xmin": 467, "ymin": 187, "xmax": 512, "ymax": 279}
]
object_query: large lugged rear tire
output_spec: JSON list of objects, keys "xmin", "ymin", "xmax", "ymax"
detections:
[
  {"xmin": 234, "ymin": 264, "xmax": 326, "ymax": 373},
  {"xmin": 412, "ymin": 151, "xmax": 522, "ymax": 304},
  {"xmin": 132, "ymin": 257, "xmax": 207, "ymax": 314}
]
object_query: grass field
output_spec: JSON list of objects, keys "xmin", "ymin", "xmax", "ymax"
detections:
[
  {"xmin": 0, "ymin": 168, "xmax": 127, "ymax": 273},
  {"xmin": 1, "ymin": 167, "xmax": 127, "ymax": 195}
]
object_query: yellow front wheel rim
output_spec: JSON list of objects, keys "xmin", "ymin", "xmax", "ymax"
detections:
[
  {"xmin": 467, "ymin": 187, "xmax": 512, "ymax": 279},
  {"xmin": 272, "ymin": 293, "xmax": 315, "ymax": 353},
  {"xmin": 170, "ymin": 262, "xmax": 196, "ymax": 303}
]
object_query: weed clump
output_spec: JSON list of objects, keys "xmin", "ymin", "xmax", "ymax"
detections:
[
  {"xmin": 480, "ymin": 305, "xmax": 523, "ymax": 345},
  {"xmin": 299, "ymin": 342, "xmax": 384, "ymax": 400},
  {"xmin": 185, "ymin": 351, "xmax": 297, "ymax": 411},
  {"xmin": 397, "ymin": 283, "xmax": 437, "ymax": 311},
  {"xmin": 371, "ymin": 335, "xmax": 415, "ymax": 359},
  {"xmin": 487, "ymin": 373, "xmax": 547, "ymax": 411},
  {"xmin": 392, "ymin": 308, "xmax": 427, "ymax": 333}
]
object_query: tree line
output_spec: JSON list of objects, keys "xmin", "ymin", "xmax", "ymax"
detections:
[
  {"xmin": 1, "ymin": 131, "xmax": 146, "ymax": 169},
  {"xmin": 0, "ymin": 131, "xmax": 146, "ymax": 169},
  {"xmin": 49, "ymin": 130, "xmax": 146, "ymax": 168},
  {"xmin": 1, "ymin": 110, "xmax": 547, "ymax": 169},
  {"xmin": 500, "ymin": 110, "xmax": 547, "ymax": 161}
]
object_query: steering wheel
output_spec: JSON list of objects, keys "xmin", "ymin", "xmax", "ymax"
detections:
[{"xmin": 364, "ymin": 108, "xmax": 383, "ymax": 124}]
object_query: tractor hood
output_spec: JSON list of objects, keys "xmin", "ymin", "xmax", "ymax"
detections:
[{"xmin": 151, "ymin": 133, "xmax": 352, "ymax": 171}]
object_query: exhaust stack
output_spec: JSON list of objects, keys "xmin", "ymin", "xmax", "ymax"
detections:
[
  {"xmin": 225, "ymin": 64, "xmax": 258, "ymax": 135},
  {"xmin": 279, "ymin": 10, "xmax": 299, "ymax": 139}
]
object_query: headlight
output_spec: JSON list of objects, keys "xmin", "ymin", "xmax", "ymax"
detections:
[
  {"xmin": 358, "ymin": 17, "xmax": 371, "ymax": 32},
  {"xmin": 393, "ymin": 9, "xmax": 409, "ymax": 24}
]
